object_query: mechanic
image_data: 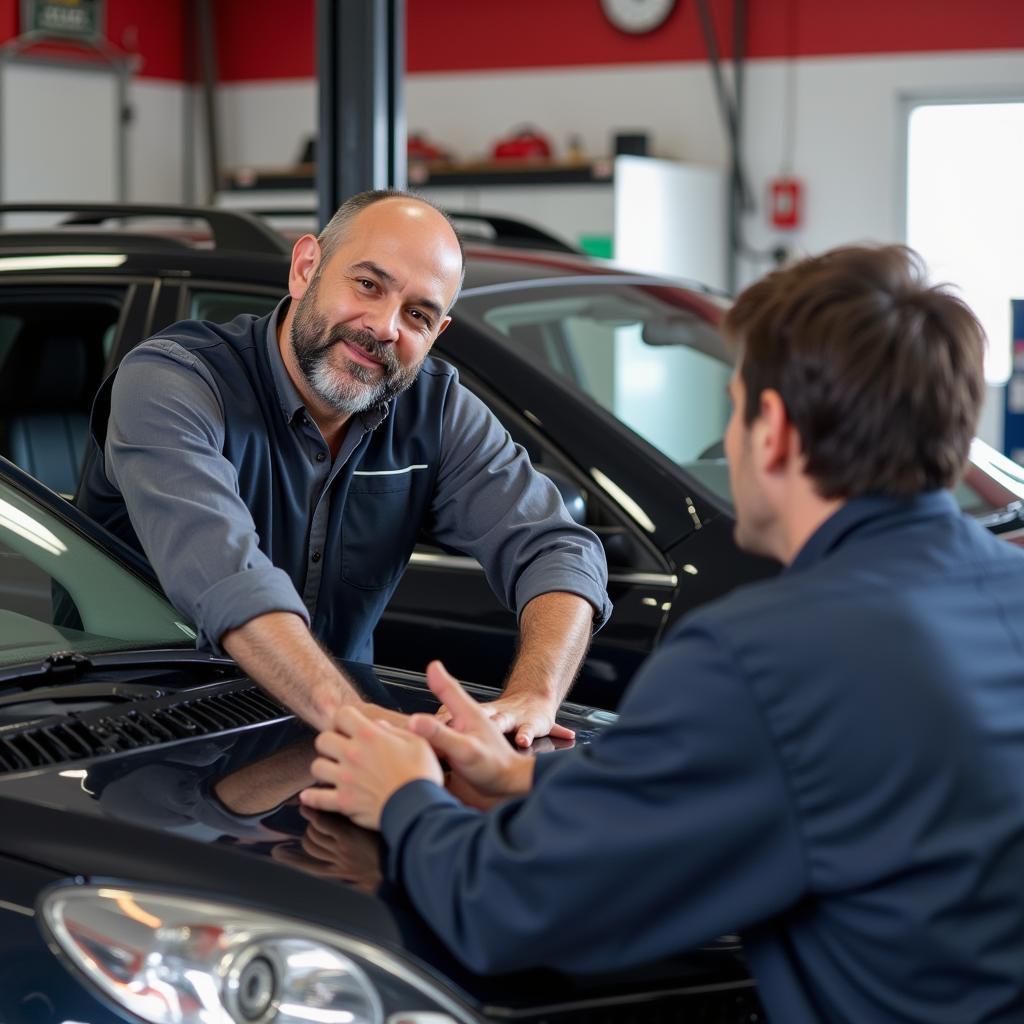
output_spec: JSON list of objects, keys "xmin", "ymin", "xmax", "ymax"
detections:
[
  {"xmin": 78, "ymin": 190, "xmax": 611, "ymax": 745},
  {"xmin": 303, "ymin": 245, "xmax": 1024, "ymax": 1023}
]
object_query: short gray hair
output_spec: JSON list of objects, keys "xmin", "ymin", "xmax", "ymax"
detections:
[{"xmin": 317, "ymin": 189, "xmax": 466, "ymax": 312}]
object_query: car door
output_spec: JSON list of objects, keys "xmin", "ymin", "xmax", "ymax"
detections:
[{"xmin": 375, "ymin": 353, "xmax": 673, "ymax": 710}]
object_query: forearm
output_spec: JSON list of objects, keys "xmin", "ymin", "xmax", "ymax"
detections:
[
  {"xmin": 222, "ymin": 611, "xmax": 371, "ymax": 731},
  {"xmin": 214, "ymin": 737, "xmax": 317, "ymax": 814},
  {"xmin": 505, "ymin": 592, "xmax": 594, "ymax": 707}
]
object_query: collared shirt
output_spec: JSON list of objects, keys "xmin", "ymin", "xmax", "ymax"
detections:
[
  {"xmin": 380, "ymin": 491, "xmax": 1024, "ymax": 1023},
  {"xmin": 91, "ymin": 301, "xmax": 611, "ymax": 656}
]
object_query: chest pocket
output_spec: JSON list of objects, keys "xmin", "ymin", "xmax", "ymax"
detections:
[{"xmin": 341, "ymin": 467, "xmax": 429, "ymax": 589}]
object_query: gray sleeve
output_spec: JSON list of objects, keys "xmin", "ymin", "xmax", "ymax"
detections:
[
  {"xmin": 104, "ymin": 339, "xmax": 309, "ymax": 651},
  {"xmin": 429, "ymin": 379, "xmax": 611, "ymax": 629}
]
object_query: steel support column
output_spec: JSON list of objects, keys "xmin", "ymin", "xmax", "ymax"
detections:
[{"xmin": 316, "ymin": 0, "xmax": 405, "ymax": 231}]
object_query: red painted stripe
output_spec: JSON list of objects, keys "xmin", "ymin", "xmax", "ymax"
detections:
[
  {"xmin": 214, "ymin": 0, "xmax": 1024, "ymax": 83},
  {"xmin": 0, "ymin": 0, "xmax": 1020, "ymax": 84},
  {"xmin": 214, "ymin": 0, "xmax": 315, "ymax": 83},
  {"xmin": 405, "ymin": 0, "xmax": 1024, "ymax": 74}
]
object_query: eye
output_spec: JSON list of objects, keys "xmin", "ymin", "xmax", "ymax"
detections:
[
  {"xmin": 408, "ymin": 309, "xmax": 432, "ymax": 328},
  {"xmin": 357, "ymin": 278, "xmax": 377, "ymax": 291}
]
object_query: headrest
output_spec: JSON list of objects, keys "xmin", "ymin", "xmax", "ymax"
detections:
[{"xmin": 1, "ymin": 333, "xmax": 90, "ymax": 411}]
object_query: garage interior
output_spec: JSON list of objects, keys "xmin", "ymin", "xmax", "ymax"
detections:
[{"xmin": 0, "ymin": 2, "xmax": 1023, "ymax": 1023}]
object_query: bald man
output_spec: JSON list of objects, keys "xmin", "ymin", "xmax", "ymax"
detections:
[{"xmin": 79, "ymin": 191, "xmax": 611, "ymax": 744}]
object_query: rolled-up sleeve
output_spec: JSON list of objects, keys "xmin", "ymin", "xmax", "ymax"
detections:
[
  {"xmin": 429, "ymin": 379, "xmax": 611, "ymax": 629},
  {"xmin": 104, "ymin": 340, "xmax": 309, "ymax": 650}
]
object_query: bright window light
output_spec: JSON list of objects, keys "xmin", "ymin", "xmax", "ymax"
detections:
[{"xmin": 906, "ymin": 101, "xmax": 1024, "ymax": 385}]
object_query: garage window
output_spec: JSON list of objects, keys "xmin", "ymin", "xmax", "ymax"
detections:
[{"xmin": 906, "ymin": 100, "xmax": 1024, "ymax": 386}]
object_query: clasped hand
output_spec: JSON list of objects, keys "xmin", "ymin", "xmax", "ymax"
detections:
[{"xmin": 300, "ymin": 661, "xmax": 538, "ymax": 829}]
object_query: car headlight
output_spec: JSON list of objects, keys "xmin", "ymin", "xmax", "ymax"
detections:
[{"xmin": 40, "ymin": 885, "xmax": 476, "ymax": 1024}]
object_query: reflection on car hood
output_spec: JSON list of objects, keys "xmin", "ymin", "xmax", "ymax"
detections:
[{"xmin": 0, "ymin": 663, "xmax": 753, "ymax": 1015}]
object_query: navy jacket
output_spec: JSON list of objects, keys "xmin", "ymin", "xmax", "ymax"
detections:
[
  {"xmin": 78, "ymin": 309, "xmax": 610, "ymax": 660},
  {"xmin": 381, "ymin": 491, "xmax": 1024, "ymax": 1023}
]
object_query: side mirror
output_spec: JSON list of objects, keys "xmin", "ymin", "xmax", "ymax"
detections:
[{"xmin": 538, "ymin": 466, "xmax": 587, "ymax": 525}]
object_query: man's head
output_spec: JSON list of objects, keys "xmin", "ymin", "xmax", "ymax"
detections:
[
  {"xmin": 722, "ymin": 244, "xmax": 986, "ymax": 560},
  {"xmin": 284, "ymin": 190, "xmax": 465, "ymax": 418}
]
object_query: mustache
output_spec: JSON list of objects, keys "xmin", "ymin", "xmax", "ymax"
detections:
[{"xmin": 317, "ymin": 325, "xmax": 396, "ymax": 368}]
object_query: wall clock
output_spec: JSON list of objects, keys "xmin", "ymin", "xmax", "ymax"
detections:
[{"xmin": 600, "ymin": 0, "xmax": 677, "ymax": 35}]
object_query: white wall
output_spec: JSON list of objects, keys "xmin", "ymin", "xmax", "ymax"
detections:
[
  {"xmin": 217, "ymin": 79, "xmax": 316, "ymax": 170},
  {"xmin": 0, "ymin": 60, "xmax": 186, "ymax": 205},
  {"xmin": 130, "ymin": 79, "xmax": 188, "ymax": 202},
  {"xmin": 215, "ymin": 50, "xmax": 1024, "ymax": 269}
]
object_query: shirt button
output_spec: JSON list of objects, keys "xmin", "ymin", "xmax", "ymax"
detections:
[
  {"xmin": 316, "ymin": 451, "xmax": 326, "ymax": 463},
  {"xmin": 311, "ymin": 551, "xmax": 322, "ymax": 563}
]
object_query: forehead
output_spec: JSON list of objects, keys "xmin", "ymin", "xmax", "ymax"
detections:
[
  {"xmin": 321, "ymin": 200, "xmax": 462, "ymax": 307},
  {"xmin": 335, "ymin": 201, "xmax": 459, "ymax": 281}
]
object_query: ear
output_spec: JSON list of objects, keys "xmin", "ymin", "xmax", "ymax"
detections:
[
  {"xmin": 433, "ymin": 315, "xmax": 453, "ymax": 340},
  {"xmin": 288, "ymin": 234, "xmax": 322, "ymax": 301},
  {"xmin": 754, "ymin": 388, "xmax": 798, "ymax": 475}
]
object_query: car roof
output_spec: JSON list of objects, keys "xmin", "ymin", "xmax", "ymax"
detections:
[{"xmin": 0, "ymin": 204, "xmax": 724, "ymax": 305}]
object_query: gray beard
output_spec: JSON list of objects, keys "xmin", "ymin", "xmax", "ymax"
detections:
[{"xmin": 290, "ymin": 292, "xmax": 421, "ymax": 415}]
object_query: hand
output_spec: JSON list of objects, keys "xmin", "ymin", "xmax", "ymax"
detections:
[
  {"xmin": 271, "ymin": 807, "xmax": 383, "ymax": 893},
  {"xmin": 411, "ymin": 661, "xmax": 537, "ymax": 807},
  {"xmin": 438, "ymin": 683, "xmax": 575, "ymax": 749},
  {"xmin": 300, "ymin": 706, "xmax": 442, "ymax": 830}
]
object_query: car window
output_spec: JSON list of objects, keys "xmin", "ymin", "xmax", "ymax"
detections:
[
  {"xmin": 189, "ymin": 288, "xmax": 280, "ymax": 323},
  {"xmin": 461, "ymin": 284, "xmax": 735, "ymax": 506},
  {"xmin": 0, "ymin": 292, "xmax": 124, "ymax": 495},
  {"xmin": 0, "ymin": 475, "xmax": 193, "ymax": 666}
]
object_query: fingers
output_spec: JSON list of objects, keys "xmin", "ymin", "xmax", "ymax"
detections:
[
  {"xmin": 408, "ymin": 711, "xmax": 478, "ymax": 765},
  {"xmin": 549, "ymin": 722, "xmax": 576, "ymax": 741},
  {"xmin": 426, "ymin": 661, "xmax": 484, "ymax": 728},
  {"xmin": 299, "ymin": 784, "xmax": 341, "ymax": 811}
]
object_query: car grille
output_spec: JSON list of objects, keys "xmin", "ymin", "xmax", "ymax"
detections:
[{"xmin": 0, "ymin": 684, "xmax": 289, "ymax": 773}]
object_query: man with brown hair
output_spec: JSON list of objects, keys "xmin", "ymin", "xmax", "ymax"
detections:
[{"xmin": 305, "ymin": 245, "xmax": 1024, "ymax": 1023}]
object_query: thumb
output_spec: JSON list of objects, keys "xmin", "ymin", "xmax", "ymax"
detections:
[{"xmin": 514, "ymin": 726, "xmax": 534, "ymax": 749}]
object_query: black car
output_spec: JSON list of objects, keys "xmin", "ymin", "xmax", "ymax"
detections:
[
  {"xmin": 0, "ymin": 455, "xmax": 765, "ymax": 1023},
  {"xmin": 1, "ymin": 202, "xmax": 1022, "ymax": 709}
]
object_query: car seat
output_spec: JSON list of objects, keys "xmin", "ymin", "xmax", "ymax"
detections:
[{"xmin": 2, "ymin": 333, "xmax": 91, "ymax": 495}]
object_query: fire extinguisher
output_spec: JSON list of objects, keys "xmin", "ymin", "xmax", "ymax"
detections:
[{"xmin": 769, "ymin": 176, "xmax": 803, "ymax": 230}]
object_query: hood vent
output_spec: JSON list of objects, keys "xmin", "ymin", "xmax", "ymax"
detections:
[{"xmin": 0, "ymin": 685, "xmax": 289, "ymax": 773}]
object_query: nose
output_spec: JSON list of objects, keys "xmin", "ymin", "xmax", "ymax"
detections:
[{"xmin": 360, "ymin": 301, "xmax": 400, "ymax": 344}]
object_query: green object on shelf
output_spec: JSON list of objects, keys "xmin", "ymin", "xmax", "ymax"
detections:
[{"xmin": 579, "ymin": 235, "xmax": 613, "ymax": 259}]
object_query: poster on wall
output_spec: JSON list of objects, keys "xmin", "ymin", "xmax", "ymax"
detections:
[
  {"xmin": 20, "ymin": 0, "xmax": 104, "ymax": 43},
  {"xmin": 1006, "ymin": 299, "xmax": 1024, "ymax": 466}
]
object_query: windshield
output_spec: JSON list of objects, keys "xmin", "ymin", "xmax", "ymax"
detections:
[
  {"xmin": 0, "ymin": 476, "xmax": 194, "ymax": 666},
  {"xmin": 460, "ymin": 282, "xmax": 735, "ymax": 506},
  {"xmin": 460, "ymin": 280, "xmax": 1012, "ymax": 521}
]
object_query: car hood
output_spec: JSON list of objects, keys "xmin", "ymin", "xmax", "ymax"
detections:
[{"xmin": 0, "ymin": 661, "xmax": 753, "ymax": 1017}]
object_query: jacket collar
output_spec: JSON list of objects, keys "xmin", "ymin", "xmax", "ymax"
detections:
[{"xmin": 787, "ymin": 489, "xmax": 960, "ymax": 574}]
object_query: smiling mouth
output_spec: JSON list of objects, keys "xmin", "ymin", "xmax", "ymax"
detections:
[{"xmin": 340, "ymin": 339, "xmax": 384, "ymax": 369}]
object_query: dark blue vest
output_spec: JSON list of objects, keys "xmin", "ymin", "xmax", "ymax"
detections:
[{"xmin": 80, "ymin": 313, "xmax": 451, "ymax": 663}]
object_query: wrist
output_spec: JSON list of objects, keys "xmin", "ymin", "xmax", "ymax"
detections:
[
  {"xmin": 503, "ymin": 671, "xmax": 560, "ymax": 707},
  {"xmin": 509, "ymin": 752, "xmax": 536, "ymax": 796}
]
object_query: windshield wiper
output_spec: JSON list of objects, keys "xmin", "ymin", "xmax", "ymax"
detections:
[
  {"xmin": 0, "ymin": 651, "xmax": 170, "ymax": 709},
  {"xmin": 0, "ymin": 679, "xmax": 169, "ymax": 710},
  {"xmin": 0, "ymin": 650, "xmax": 241, "ymax": 711},
  {"xmin": 0, "ymin": 648, "xmax": 236, "ymax": 688}
]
